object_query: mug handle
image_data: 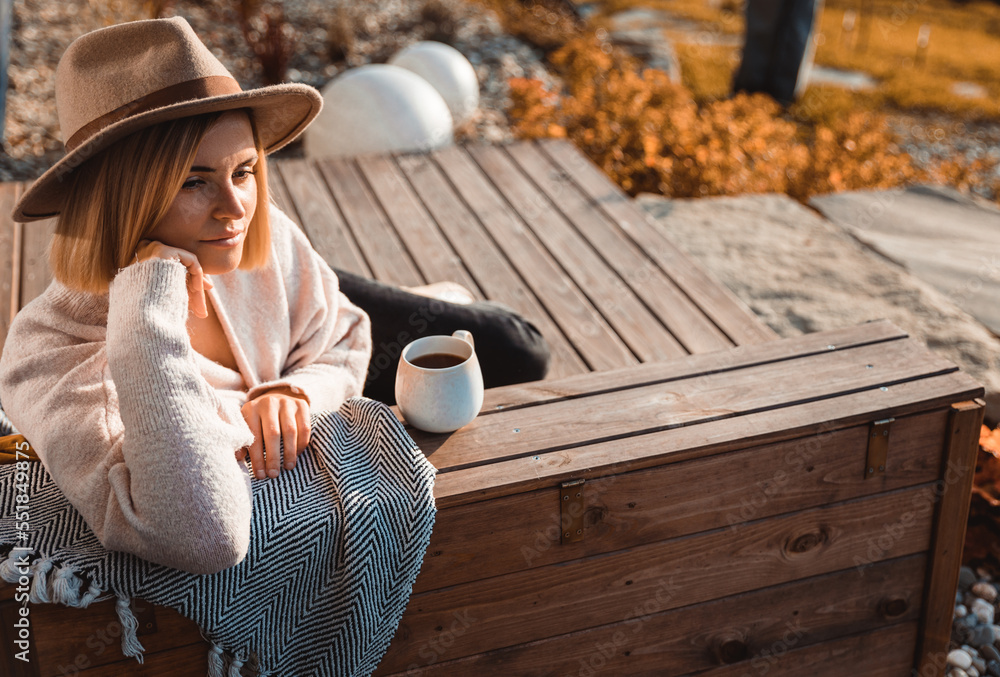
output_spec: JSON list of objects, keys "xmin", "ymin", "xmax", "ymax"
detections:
[{"xmin": 452, "ymin": 330, "xmax": 474, "ymax": 349}]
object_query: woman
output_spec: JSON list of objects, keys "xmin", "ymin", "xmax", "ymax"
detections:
[{"xmin": 0, "ymin": 17, "xmax": 548, "ymax": 575}]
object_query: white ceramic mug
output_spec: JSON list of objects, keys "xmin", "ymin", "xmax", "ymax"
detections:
[{"xmin": 395, "ymin": 330, "xmax": 484, "ymax": 433}]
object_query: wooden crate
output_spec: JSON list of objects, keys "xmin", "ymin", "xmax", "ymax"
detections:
[
  {"xmin": 1, "ymin": 320, "xmax": 984, "ymax": 676},
  {"xmin": 373, "ymin": 320, "xmax": 984, "ymax": 676}
]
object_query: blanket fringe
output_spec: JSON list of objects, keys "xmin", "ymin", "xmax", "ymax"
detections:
[
  {"xmin": 51, "ymin": 564, "xmax": 82, "ymax": 606},
  {"xmin": 0, "ymin": 550, "xmax": 25, "ymax": 582},
  {"xmin": 208, "ymin": 643, "xmax": 226, "ymax": 677},
  {"xmin": 115, "ymin": 596, "xmax": 145, "ymax": 663},
  {"xmin": 80, "ymin": 581, "xmax": 103, "ymax": 607},
  {"xmin": 0, "ymin": 551, "xmax": 102, "ymax": 609},
  {"xmin": 228, "ymin": 656, "xmax": 244, "ymax": 677},
  {"xmin": 29, "ymin": 558, "xmax": 53, "ymax": 603}
]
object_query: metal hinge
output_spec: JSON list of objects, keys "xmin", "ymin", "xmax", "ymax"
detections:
[
  {"xmin": 865, "ymin": 418, "xmax": 894, "ymax": 479},
  {"xmin": 560, "ymin": 479, "xmax": 586, "ymax": 544}
]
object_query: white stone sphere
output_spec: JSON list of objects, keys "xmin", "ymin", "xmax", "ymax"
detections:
[
  {"xmin": 305, "ymin": 64, "xmax": 454, "ymax": 159},
  {"xmin": 388, "ymin": 41, "xmax": 479, "ymax": 126}
]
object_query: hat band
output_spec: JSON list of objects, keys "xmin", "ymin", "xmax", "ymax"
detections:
[{"xmin": 65, "ymin": 75, "xmax": 243, "ymax": 152}]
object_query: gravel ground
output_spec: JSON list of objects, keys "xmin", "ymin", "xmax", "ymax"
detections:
[
  {"xmin": 888, "ymin": 111, "xmax": 1000, "ymax": 205},
  {"xmin": 949, "ymin": 567, "xmax": 1000, "ymax": 677},
  {"xmin": 0, "ymin": 0, "xmax": 558, "ymax": 181}
]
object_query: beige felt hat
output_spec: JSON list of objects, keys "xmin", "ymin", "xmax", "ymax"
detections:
[{"xmin": 13, "ymin": 16, "xmax": 323, "ymax": 222}]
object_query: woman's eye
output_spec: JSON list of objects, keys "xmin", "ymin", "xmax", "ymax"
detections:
[
  {"xmin": 182, "ymin": 177, "xmax": 204, "ymax": 190},
  {"xmin": 234, "ymin": 167, "xmax": 256, "ymax": 181}
]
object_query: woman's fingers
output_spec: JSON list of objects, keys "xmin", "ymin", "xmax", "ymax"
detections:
[
  {"xmin": 245, "ymin": 410, "xmax": 281, "ymax": 479},
  {"xmin": 256, "ymin": 399, "xmax": 283, "ymax": 479},
  {"xmin": 294, "ymin": 403, "xmax": 311, "ymax": 455},
  {"xmin": 185, "ymin": 269, "xmax": 210, "ymax": 318},
  {"xmin": 134, "ymin": 239, "xmax": 210, "ymax": 318},
  {"xmin": 242, "ymin": 411, "xmax": 266, "ymax": 479},
  {"xmin": 279, "ymin": 398, "xmax": 299, "ymax": 471},
  {"xmin": 241, "ymin": 396, "xmax": 308, "ymax": 479},
  {"xmin": 180, "ymin": 253, "xmax": 209, "ymax": 318}
]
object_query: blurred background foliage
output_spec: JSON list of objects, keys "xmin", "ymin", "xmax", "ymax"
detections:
[
  {"xmin": 487, "ymin": 0, "xmax": 999, "ymax": 204},
  {"xmin": 90, "ymin": 0, "xmax": 1000, "ymax": 205}
]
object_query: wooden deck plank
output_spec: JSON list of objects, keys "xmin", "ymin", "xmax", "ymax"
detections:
[
  {"xmin": 18, "ymin": 213, "xmax": 55, "ymax": 308},
  {"xmin": 377, "ymin": 488, "xmax": 931, "ymax": 670},
  {"xmin": 73, "ymin": 643, "xmax": 210, "ymax": 676},
  {"xmin": 1, "ymin": 142, "xmax": 784, "ymax": 375},
  {"xmin": 265, "ymin": 160, "xmax": 293, "ymax": 216},
  {"xmin": 539, "ymin": 138, "xmax": 779, "ymax": 346},
  {"xmin": 508, "ymin": 141, "xmax": 735, "ymax": 355},
  {"xmin": 379, "ymin": 558, "xmax": 924, "ymax": 677},
  {"xmin": 695, "ymin": 621, "xmax": 919, "ymax": 677},
  {"xmin": 480, "ymin": 319, "xmax": 908, "ymax": 411},
  {"xmin": 0, "ymin": 183, "xmax": 21, "ymax": 354},
  {"xmin": 432, "ymin": 145, "xmax": 637, "ymax": 372},
  {"xmin": 395, "ymin": 152, "xmax": 587, "ymax": 380},
  {"xmin": 317, "ymin": 157, "xmax": 424, "ymax": 288},
  {"xmin": 415, "ymin": 336, "xmax": 960, "ymax": 471},
  {"xmin": 273, "ymin": 159, "xmax": 371, "ymax": 277},
  {"xmin": 27, "ymin": 596, "xmax": 208, "ymax": 676},
  {"xmin": 414, "ymin": 409, "xmax": 946, "ymax": 593},
  {"xmin": 355, "ymin": 153, "xmax": 482, "ymax": 297},
  {"xmin": 431, "ymin": 370, "xmax": 983, "ymax": 509},
  {"xmin": 469, "ymin": 143, "xmax": 686, "ymax": 363}
]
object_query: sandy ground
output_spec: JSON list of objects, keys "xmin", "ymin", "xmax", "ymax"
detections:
[{"xmin": 638, "ymin": 191, "xmax": 1000, "ymax": 423}]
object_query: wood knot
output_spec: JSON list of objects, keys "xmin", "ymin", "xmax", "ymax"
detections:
[
  {"xmin": 584, "ymin": 506, "xmax": 608, "ymax": 527},
  {"xmin": 787, "ymin": 529, "xmax": 827, "ymax": 554},
  {"xmin": 715, "ymin": 637, "xmax": 750, "ymax": 664},
  {"xmin": 879, "ymin": 597, "xmax": 909, "ymax": 618}
]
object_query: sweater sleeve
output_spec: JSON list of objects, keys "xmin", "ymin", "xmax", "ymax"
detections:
[
  {"xmin": 244, "ymin": 206, "xmax": 372, "ymax": 412},
  {"xmin": 0, "ymin": 259, "xmax": 256, "ymax": 574}
]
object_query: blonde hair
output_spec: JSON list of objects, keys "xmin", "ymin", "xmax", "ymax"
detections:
[{"xmin": 51, "ymin": 109, "xmax": 271, "ymax": 293}]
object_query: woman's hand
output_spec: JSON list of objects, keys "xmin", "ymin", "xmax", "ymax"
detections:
[
  {"xmin": 134, "ymin": 239, "xmax": 214, "ymax": 318},
  {"xmin": 238, "ymin": 386, "xmax": 311, "ymax": 479}
]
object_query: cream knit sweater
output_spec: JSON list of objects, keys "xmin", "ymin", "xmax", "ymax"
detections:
[{"xmin": 0, "ymin": 204, "xmax": 372, "ymax": 574}]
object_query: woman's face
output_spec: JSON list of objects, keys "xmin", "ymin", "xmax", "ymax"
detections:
[{"xmin": 147, "ymin": 111, "xmax": 258, "ymax": 276}]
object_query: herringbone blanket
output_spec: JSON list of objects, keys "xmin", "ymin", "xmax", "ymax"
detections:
[{"xmin": 0, "ymin": 398, "xmax": 436, "ymax": 676}]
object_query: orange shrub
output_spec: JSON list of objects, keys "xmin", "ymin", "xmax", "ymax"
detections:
[
  {"xmin": 984, "ymin": 425, "xmax": 1000, "ymax": 458},
  {"xmin": 508, "ymin": 33, "xmax": 922, "ymax": 200},
  {"xmin": 473, "ymin": 0, "xmax": 581, "ymax": 52}
]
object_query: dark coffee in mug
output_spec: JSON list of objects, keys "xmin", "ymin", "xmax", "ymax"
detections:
[{"xmin": 410, "ymin": 352, "xmax": 466, "ymax": 369}]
